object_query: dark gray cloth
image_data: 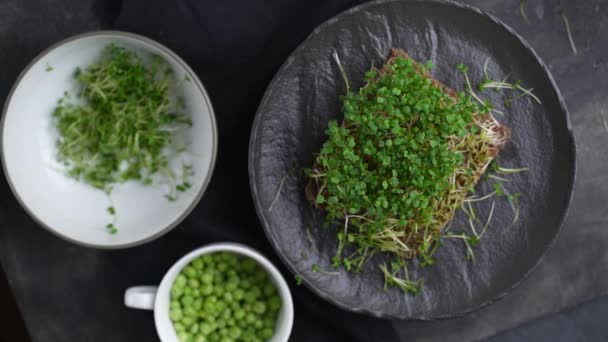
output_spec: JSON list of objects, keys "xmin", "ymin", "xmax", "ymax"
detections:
[
  {"xmin": 0, "ymin": 0, "xmax": 606, "ymax": 341},
  {"xmin": 489, "ymin": 296, "xmax": 608, "ymax": 342}
]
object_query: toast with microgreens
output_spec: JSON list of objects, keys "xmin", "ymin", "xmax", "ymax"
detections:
[{"xmin": 306, "ymin": 49, "xmax": 510, "ymax": 280}]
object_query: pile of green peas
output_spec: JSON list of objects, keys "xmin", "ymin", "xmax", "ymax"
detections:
[{"xmin": 170, "ymin": 252, "xmax": 282, "ymax": 342}]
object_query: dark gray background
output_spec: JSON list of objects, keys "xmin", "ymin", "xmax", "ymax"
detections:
[{"xmin": 0, "ymin": 0, "xmax": 606, "ymax": 341}]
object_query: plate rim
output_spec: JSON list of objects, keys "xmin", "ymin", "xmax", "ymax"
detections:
[{"xmin": 248, "ymin": 0, "xmax": 577, "ymax": 319}]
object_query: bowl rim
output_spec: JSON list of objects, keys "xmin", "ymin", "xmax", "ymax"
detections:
[
  {"xmin": 154, "ymin": 242, "xmax": 294, "ymax": 342},
  {"xmin": 0, "ymin": 30, "xmax": 219, "ymax": 249}
]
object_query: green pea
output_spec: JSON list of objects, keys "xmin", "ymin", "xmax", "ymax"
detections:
[
  {"xmin": 228, "ymin": 326, "xmax": 241, "ymax": 339},
  {"xmin": 192, "ymin": 288, "xmax": 201, "ymax": 298},
  {"xmin": 170, "ymin": 300, "xmax": 182, "ymax": 310},
  {"xmin": 200, "ymin": 323, "xmax": 214, "ymax": 335},
  {"xmin": 253, "ymin": 320, "xmax": 263, "ymax": 331},
  {"xmin": 181, "ymin": 295, "xmax": 194, "ymax": 306},
  {"xmin": 171, "ymin": 286, "xmax": 184, "ymax": 298},
  {"xmin": 184, "ymin": 287, "xmax": 193, "ymax": 296},
  {"xmin": 217, "ymin": 262, "xmax": 228, "ymax": 272},
  {"xmin": 193, "ymin": 299, "xmax": 203, "ymax": 310},
  {"xmin": 176, "ymin": 274, "xmax": 188, "ymax": 287},
  {"xmin": 201, "ymin": 273, "xmax": 213, "ymax": 284},
  {"xmin": 261, "ymin": 328, "xmax": 274, "ymax": 340},
  {"xmin": 240, "ymin": 279, "xmax": 251, "ymax": 289},
  {"xmin": 263, "ymin": 316, "xmax": 275, "ymax": 329},
  {"xmin": 192, "ymin": 259, "xmax": 204, "ymax": 270},
  {"xmin": 220, "ymin": 337, "xmax": 234, "ymax": 342},
  {"xmin": 253, "ymin": 302, "xmax": 266, "ymax": 314},
  {"xmin": 204, "ymin": 301, "xmax": 216, "ymax": 313},
  {"xmin": 170, "ymin": 309, "xmax": 182, "ymax": 321},
  {"xmin": 189, "ymin": 279, "xmax": 200, "ymax": 288},
  {"xmin": 262, "ymin": 283, "xmax": 276, "ymax": 297},
  {"xmin": 208, "ymin": 332, "xmax": 219, "ymax": 342},
  {"xmin": 227, "ymin": 318, "xmax": 235, "ymax": 327},
  {"xmin": 223, "ymin": 292, "xmax": 234, "ymax": 303},
  {"xmin": 194, "ymin": 335, "xmax": 207, "ymax": 342},
  {"xmin": 250, "ymin": 287, "xmax": 261, "ymax": 298},
  {"xmin": 182, "ymin": 316, "xmax": 194, "ymax": 326},
  {"xmin": 213, "ymin": 286, "xmax": 224, "ymax": 297},
  {"xmin": 217, "ymin": 319, "xmax": 226, "ymax": 329},
  {"xmin": 184, "ymin": 266, "xmax": 197, "ymax": 278},
  {"xmin": 221, "ymin": 308, "xmax": 231, "ymax": 320},
  {"xmin": 225, "ymin": 282, "xmax": 237, "ymax": 292},
  {"xmin": 242, "ymin": 328, "xmax": 256, "ymax": 341},
  {"xmin": 184, "ymin": 306, "xmax": 197, "ymax": 317},
  {"xmin": 268, "ymin": 295, "xmax": 281, "ymax": 311},
  {"xmin": 242, "ymin": 259, "xmax": 256, "ymax": 272},
  {"xmin": 213, "ymin": 275, "xmax": 224, "ymax": 285},
  {"xmin": 234, "ymin": 309, "xmax": 245, "ymax": 320},
  {"xmin": 201, "ymin": 284, "xmax": 214, "ymax": 295},
  {"xmin": 237, "ymin": 317, "xmax": 248, "ymax": 328},
  {"xmin": 174, "ymin": 322, "xmax": 186, "ymax": 332},
  {"xmin": 243, "ymin": 292, "xmax": 256, "ymax": 303},
  {"xmin": 233, "ymin": 289, "xmax": 244, "ymax": 301},
  {"xmin": 200, "ymin": 255, "xmax": 212, "ymax": 265},
  {"xmin": 216, "ymin": 301, "xmax": 227, "ymax": 313},
  {"xmin": 177, "ymin": 331, "xmax": 189, "ymax": 342},
  {"xmin": 245, "ymin": 313, "xmax": 256, "ymax": 324},
  {"xmin": 253, "ymin": 270, "xmax": 267, "ymax": 282},
  {"xmin": 190, "ymin": 323, "xmax": 200, "ymax": 334}
]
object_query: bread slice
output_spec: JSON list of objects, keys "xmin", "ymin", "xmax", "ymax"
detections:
[{"xmin": 306, "ymin": 48, "xmax": 509, "ymax": 258}]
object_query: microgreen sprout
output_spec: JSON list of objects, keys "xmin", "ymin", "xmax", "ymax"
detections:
[
  {"xmin": 477, "ymin": 58, "xmax": 541, "ymax": 108},
  {"xmin": 332, "ymin": 50, "xmax": 350, "ymax": 92},
  {"xmin": 495, "ymin": 166, "xmax": 529, "ymax": 174},
  {"xmin": 519, "ymin": 0, "xmax": 529, "ymax": 24},
  {"xmin": 311, "ymin": 263, "xmax": 340, "ymax": 275},
  {"xmin": 305, "ymin": 224, "xmax": 318, "ymax": 251},
  {"xmin": 294, "ymin": 274, "xmax": 303, "ymax": 285},
  {"xmin": 559, "ymin": 8, "xmax": 578, "ymax": 55},
  {"xmin": 379, "ymin": 259, "xmax": 422, "ymax": 294},
  {"xmin": 442, "ymin": 231, "xmax": 477, "ymax": 261},
  {"xmin": 106, "ymin": 223, "xmax": 118, "ymax": 234},
  {"xmin": 46, "ymin": 63, "xmax": 53, "ymax": 72},
  {"xmin": 268, "ymin": 174, "xmax": 288, "ymax": 212}
]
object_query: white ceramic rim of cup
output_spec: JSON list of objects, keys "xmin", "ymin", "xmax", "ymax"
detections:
[
  {"xmin": 154, "ymin": 243, "xmax": 294, "ymax": 342},
  {"xmin": 0, "ymin": 30, "xmax": 218, "ymax": 249}
]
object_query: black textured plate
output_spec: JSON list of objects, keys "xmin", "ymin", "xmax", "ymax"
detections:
[{"xmin": 249, "ymin": 0, "xmax": 575, "ymax": 319}]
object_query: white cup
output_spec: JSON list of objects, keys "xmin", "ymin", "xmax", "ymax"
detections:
[{"xmin": 124, "ymin": 243, "xmax": 294, "ymax": 342}]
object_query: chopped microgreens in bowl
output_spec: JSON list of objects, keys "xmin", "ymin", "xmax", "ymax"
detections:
[{"xmin": 52, "ymin": 44, "xmax": 192, "ymax": 233}]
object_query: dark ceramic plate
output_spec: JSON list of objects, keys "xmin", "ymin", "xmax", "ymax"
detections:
[{"xmin": 249, "ymin": 0, "xmax": 575, "ymax": 319}]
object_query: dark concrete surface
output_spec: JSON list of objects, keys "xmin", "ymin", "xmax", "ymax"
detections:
[{"xmin": 0, "ymin": 0, "xmax": 606, "ymax": 341}]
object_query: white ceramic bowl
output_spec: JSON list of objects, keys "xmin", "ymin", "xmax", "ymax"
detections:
[
  {"xmin": 1, "ymin": 31, "xmax": 217, "ymax": 248},
  {"xmin": 124, "ymin": 243, "xmax": 294, "ymax": 342}
]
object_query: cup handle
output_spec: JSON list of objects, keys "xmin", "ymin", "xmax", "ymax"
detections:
[{"xmin": 124, "ymin": 286, "xmax": 158, "ymax": 310}]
